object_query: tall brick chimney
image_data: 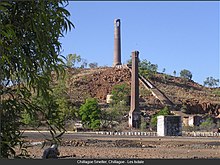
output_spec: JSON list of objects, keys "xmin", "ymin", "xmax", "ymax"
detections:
[{"xmin": 113, "ymin": 19, "xmax": 122, "ymax": 66}]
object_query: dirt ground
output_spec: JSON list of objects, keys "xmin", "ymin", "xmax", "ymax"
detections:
[{"xmin": 20, "ymin": 137, "xmax": 220, "ymax": 159}]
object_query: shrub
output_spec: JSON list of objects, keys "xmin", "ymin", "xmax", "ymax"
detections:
[
  {"xmin": 199, "ymin": 117, "xmax": 215, "ymax": 131},
  {"xmin": 79, "ymin": 98, "xmax": 101, "ymax": 130},
  {"xmin": 111, "ymin": 83, "xmax": 130, "ymax": 105},
  {"xmin": 203, "ymin": 77, "xmax": 219, "ymax": 87},
  {"xmin": 212, "ymin": 89, "xmax": 220, "ymax": 97},
  {"xmin": 150, "ymin": 106, "xmax": 172, "ymax": 129},
  {"xmin": 180, "ymin": 69, "xmax": 192, "ymax": 80},
  {"xmin": 181, "ymin": 104, "xmax": 187, "ymax": 113}
]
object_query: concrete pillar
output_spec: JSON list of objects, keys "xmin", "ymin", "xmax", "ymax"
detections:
[
  {"xmin": 129, "ymin": 51, "xmax": 141, "ymax": 129},
  {"xmin": 157, "ymin": 115, "xmax": 182, "ymax": 136},
  {"xmin": 113, "ymin": 19, "xmax": 122, "ymax": 66}
]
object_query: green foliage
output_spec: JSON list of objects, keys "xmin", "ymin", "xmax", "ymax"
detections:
[
  {"xmin": 21, "ymin": 109, "xmax": 39, "ymax": 126},
  {"xmin": 65, "ymin": 54, "xmax": 88, "ymax": 69},
  {"xmin": 111, "ymin": 83, "xmax": 130, "ymax": 105},
  {"xmin": 126, "ymin": 58, "xmax": 135, "ymax": 65},
  {"xmin": 32, "ymin": 92, "xmax": 65, "ymax": 127},
  {"xmin": 140, "ymin": 87, "xmax": 151, "ymax": 97},
  {"xmin": 182, "ymin": 126, "xmax": 199, "ymax": 132},
  {"xmin": 52, "ymin": 75, "xmax": 73, "ymax": 121},
  {"xmin": 180, "ymin": 69, "xmax": 192, "ymax": 80},
  {"xmin": 173, "ymin": 70, "xmax": 177, "ymax": 76},
  {"xmin": 101, "ymin": 101, "xmax": 129, "ymax": 130},
  {"xmin": 199, "ymin": 117, "xmax": 215, "ymax": 131},
  {"xmin": 0, "ymin": 0, "xmax": 74, "ymax": 158},
  {"xmin": 212, "ymin": 89, "xmax": 220, "ymax": 97},
  {"xmin": 162, "ymin": 74, "xmax": 172, "ymax": 83},
  {"xmin": 66, "ymin": 54, "xmax": 81, "ymax": 68},
  {"xmin": 89, "ymin": 62, "xmax": 98, "ymax": 68},
  {"xmin": 1, "ymin": 88, "xmax": 33, "ymax": 158},
  {"xmin": 181, "ymin": 104, "xmax": 188, "ymax": 113},
  {"xmin": 127, "ymin": 57, "xmax": 158, "ymax": 79},
  {"xmin": 139, "ymin": 59, "xmax": 158, "ymax": 79},
  {"xmin": 30, "ymin": 73, "xmax": 79, "ymax": 126},
  {"xmin": 162, "ymin": 68, "xmax": 166, "ymax": 73},
  {"xmin": 203, "ymin": 77, "xmax": 219, "ymax": 87},
  {"xmin": 101, "ymin": 108, "xmax": 120, "ymax": 129},
  {"xmin": 140, "ymin": 120, "xmax": 147, "ymax": 131},
  {"xmin": 150, "ymin": 106, "xmax": 172, "ymax": 129},
  {"xmin": 79, "ymin": 98, "xmax": 101, "ymax": 130},
  {"xmin": 79, "ymin": 58, "xmax": 88, "ymax": 68}
]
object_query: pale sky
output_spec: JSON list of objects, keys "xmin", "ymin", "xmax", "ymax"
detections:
[{"xmin": 59, "ymin": 1, "xmax": 220, "ymax": 86}]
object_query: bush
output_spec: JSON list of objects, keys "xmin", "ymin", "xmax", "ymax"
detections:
[
  {"xmin": 203, "ymin": 77, "xmax": 219, "ymax": 87},
  {"xmin": 111, "ymin": 83, "xmax": 130, "ymax": 105},
  {"xmin": 180, "ymin": 69, "xmax": 192, "ymax": 80},
  {"xmin": 182, "ymin": 126, "xmax": 199, "ymax": 132},
  {"xmin": 199, "ymin": 117, "xmax": 215, "ymax": 131},
  {"xmin": 181, "ymin": 104, "xmax": 187, "ymax": 113},
  {"xmin": 100, "ymin": 101, "xmax": 129, "ymax": 130},
  {"xmin": 140, "ymin": 120, "xmax": 147, "ymax": 131},
  {"xmin": 21, "ymin": 110, "xmax": 39, "ymax": 127},
  {"xmin": 139, "ymin": 59, "xmax": 158, "ymax": 79},
  {"xmin": 212, "ymin": 89, "xmax": 220, "ymax": 97},
  {"xmin": 79, "ymin": 98, "xmax": 101, "ymax": 130},
  {"xmin": 150, "ymin": 106, "xmax": 172, "ymax": 129}
]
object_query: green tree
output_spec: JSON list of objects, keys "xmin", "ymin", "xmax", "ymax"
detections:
[
  {"xmin": 31, "ymin": 91, "xmax": 64, "ymax": 128},
  {"xmin": 101, "ymin": 100, "xmax": 129, "ymax": 131},
  {"xmin": 111, "ymin": 83, "xmax": 130, "ymax": 105},
  {"xmin": 66, "ymin": 54, "xmax": 81, "ymax": 68},
  {"xmin": 101, "ymin": 83, "xmax": 130, "ymax": 130},
  {"xmin": 162, "ymin": 68, "xmax": 166, "ymax": 73},
  {"xmin": 139, "ymin": 59, "xmax": 158, "ymax": 79},
  {"xmin": 24, "ymin": 74, "xmax": 76, "ymax": 126},
  {"xmin": 89, "ymin": 62, "xmax": 98, "ymax": 68},
  {"xmin": 180, "ymin": 69, "xmax": 193, "ymax": 80},
  {"xmin": 79, "ymin": 98, "xmax": 101, "ymax": 130},
  {"xmin": 150, "ymin": 106, "xmax": 172, "ymax": 129},
  {"xmin": 79, "ymin": 58, "xmax": 88, "ymax": 68},
  {"xmin": 173, "ymin": 70, "xmax": 176, "ymax": 76},
  {"xmin": 51, "ymin": 74, "xmax": 73, "ymax": 121},
  {"xmin": 213, "ymin": 89, "xmax": 220, "ymax": 97},
  {"xmin": 140, "ymin": 120, "xmax": 147, "ymax": 131},
  {"xmin": 0, "ymin": 1, "xmax": 74, "ymax": 158},
  {"xmin": 127, "ymin": 57, "xmax": 158, "ymax": 79},
  {"xmin": 203, "ymin": 77, "xmax": 219, "ymax": 87},
  {"xmin": 199, "ymin": 117, "xmax": 215, "ymax": 131},
  {"xmin": 101, "ymin": 108, "xmax": 119, "ymax": 129}
]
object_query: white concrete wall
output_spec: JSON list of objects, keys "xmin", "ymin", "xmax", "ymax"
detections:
[
  {"xmin": 188, "ymin": 116, "xmax": 194, "ymax": 126},
  {"xmin": 157, "ymin": 115, "xmax": 182, "ymax": 136},
  {"xmin": 157, "ymin": 116, "xmax": 165, "ymax": 136}
]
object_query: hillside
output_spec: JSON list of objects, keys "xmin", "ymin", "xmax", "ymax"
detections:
[{"xmin": 63, "ymin": 67, "xmax": 220, "ymax": 118}]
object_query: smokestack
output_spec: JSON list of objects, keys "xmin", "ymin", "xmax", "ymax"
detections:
[{"xmin": 113, "ymin": 19, "xmax": 122, "ymax": 66}]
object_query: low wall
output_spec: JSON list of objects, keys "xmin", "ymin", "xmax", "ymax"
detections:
[{"xmin": 95, "ymin": 131, "xmax": 220, "ymax": 137}]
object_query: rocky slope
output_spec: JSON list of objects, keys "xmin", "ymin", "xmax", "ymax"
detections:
[{"xmin": 62, "ymin": 67, "xmax": 220, "ymax": 117}]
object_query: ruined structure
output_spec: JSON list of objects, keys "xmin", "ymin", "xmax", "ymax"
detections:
[
  {"xmin": 157, "ymin": 115, "xmax": 182, "ymax": 136},
  {"xmin": 183, "ymin": 115, "xmax": 202, "ymax": 127},
  {"xmin": 113, "ymin": 19, "xmax": 122, "ymax": 66},
  {"xmin": 129, "ymin": 51, "xmax": 141, "ymax": 129}
]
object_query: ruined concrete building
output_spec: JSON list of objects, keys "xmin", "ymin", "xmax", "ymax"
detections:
[{"xmin": 157, "ymin": 115, "xmax": 182, "ymax": 136}]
